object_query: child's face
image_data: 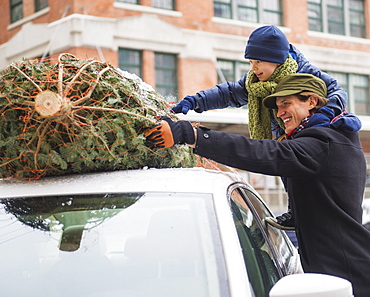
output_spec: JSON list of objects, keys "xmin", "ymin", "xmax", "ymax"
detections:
[{"xmin": 249, "ymin": 59, "xmax": 280, "ymax": 81}]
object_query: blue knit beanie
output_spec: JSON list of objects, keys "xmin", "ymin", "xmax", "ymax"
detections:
[{"xmin": 244, "ymin": 25, "xmax": 289, "ymax": 64}]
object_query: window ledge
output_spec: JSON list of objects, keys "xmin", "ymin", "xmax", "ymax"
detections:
[
  {"xmin": 307, "ymin": 30, "xmax": 370, "ymax": 45},
  {"xmin": 8, "ymin": 7, "xmax": 50, "ymax": 30},
  {"xmin": 358, "ymin": 116, "xmax": 370, "ymax": 131},
  {"xmin": 211, "ymin": 17, "xmax": 291, "ymax": 34},
  {"xmin": 113, "ymin": 2, "xmax": 182, "ymax": 17}
]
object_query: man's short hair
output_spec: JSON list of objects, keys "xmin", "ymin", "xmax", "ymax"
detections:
[{"xmin": 297, "ymin": 92, "xmax": 329, "ymax": 113}]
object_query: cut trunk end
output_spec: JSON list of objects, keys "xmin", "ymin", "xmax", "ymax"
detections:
[{"xmin": 35, "ymin": 90, "xmax": 69, "ymax": 118}]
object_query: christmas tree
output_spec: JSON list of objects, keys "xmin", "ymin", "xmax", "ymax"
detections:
[{"xmin": 0, "ymin": 53, "xmax": 196, "ymax": 179}]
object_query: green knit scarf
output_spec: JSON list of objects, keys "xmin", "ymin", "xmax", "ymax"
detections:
[{"xmin": 246, "ymin": 56, "xmax": 298, "ymax": 140}]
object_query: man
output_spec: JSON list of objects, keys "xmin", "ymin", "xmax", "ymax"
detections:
[{"xmin": 144, "ymin": 73, "xmax": 370, "ymax": 297}]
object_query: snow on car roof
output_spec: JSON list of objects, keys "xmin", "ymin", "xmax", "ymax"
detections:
[{"xmin": 0, "ymin": 167, "xmax": 248, "ymax": 198}]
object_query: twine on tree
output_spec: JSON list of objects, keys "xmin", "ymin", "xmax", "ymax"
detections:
[{"xmin": 0, "ymin": 54, "xmax": 197, "ymax": 179}]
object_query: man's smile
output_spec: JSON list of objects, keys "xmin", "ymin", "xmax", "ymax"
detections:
[{"xmin": 283, "ymin": 117, "xmax": 292, "ymax": 124}]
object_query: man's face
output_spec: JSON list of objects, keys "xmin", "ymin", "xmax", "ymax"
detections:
[
  {"xmin": 249, "ymin": 59, "xmax": 280, "ymax": 81},
  {"xmin": 276, "ymin": 95, "xmax": 317, "ymax": 134}
]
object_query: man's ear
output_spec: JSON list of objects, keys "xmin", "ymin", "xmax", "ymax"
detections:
[{"xmin": 308, "ymin": 95, "xmax": 319, "ymax": 110}]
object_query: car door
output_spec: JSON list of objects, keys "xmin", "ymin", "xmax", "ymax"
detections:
[{"xmin": 227, "ymin": 183, "xmax": 301, "ymax": 297}]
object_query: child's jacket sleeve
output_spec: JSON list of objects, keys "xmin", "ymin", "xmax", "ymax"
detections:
[{"xmin": 192, "ymin": 74, "xmax": 249, "ymax": 113}]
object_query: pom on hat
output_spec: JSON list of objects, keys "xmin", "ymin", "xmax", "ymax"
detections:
[{"xmin": 244, "ymin": 25, "xmax": 289, "ymax": 64}]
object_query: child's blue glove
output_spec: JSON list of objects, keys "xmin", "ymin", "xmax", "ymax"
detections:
[{"xmin": 171, "ymin": 96, "xmax": 197, "ymax": 114}]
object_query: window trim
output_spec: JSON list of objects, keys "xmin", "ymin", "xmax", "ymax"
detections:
[
  {"xmin": 8, "ymin": 6, "xmax": 50, "ymax": 30},
  {"xmin": 34, "ymin": 0, "xmax": 49, "ymax": 12},
  {"xmin": 154, "ymin": 52, "xmax": 178, "ymax": 101},
  {"xmin": 308, "ymin": 0, "xmax": 366, "ymax": 38},
  {"xmin": 217, "ymin": 58, "xmax": 249, "ymax": 84},
  {"xmin": 10, "ymin": 0, "xmax": 23, "ymax": 24},
  {"xmin": 118, "ymin": 48, "xmax": 143, "ymax": 79},
  {"xmin": 213, "ymin": 0, "xmax": 283, "ymax": 26},
  {"xmin": 326, "ymin": 70, "xmax": 370, "ymax": 115},
  {"xmin": 152, "ymin": 0, "xmax": 175, "ymax": 10},
  {"xmin": 115, "ymin": 0, "xmax": 139, "ymax": 4}
]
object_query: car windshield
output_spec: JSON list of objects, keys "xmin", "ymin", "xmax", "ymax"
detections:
[{"xmin": 0, "ymin": 192, "xmax": 227, "ymax": 297}]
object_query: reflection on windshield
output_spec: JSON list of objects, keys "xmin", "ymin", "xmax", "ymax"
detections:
[
  {"xmin": 0, "ymin": 193, "xmax": 226, "ymax": 297},
  {"xmin": 2, "ymin": 193, "xmax": 142, "ymax": 251}
]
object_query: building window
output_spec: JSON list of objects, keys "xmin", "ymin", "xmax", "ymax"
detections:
[
  {"xmin": 152, "ymin": 0, "xmax": 174, "ymax": 10},
  {"xmin": 214, "ymin": 0, "xmax": 232, "ymax": 18},
  {"xmin": 214, "ymin": 0, "xmax": 283, "ymax": 26},
  {"xmin": 115, "ymin": 0, "xmax": 139, "ymax": 3},
  {"xmin": 10, "ymin": 0, "xmax": 23, "ymax": 23},
  {"xmin": 352, "ymin": 74, "xmax": 370, "ymax": 115},
  {"xmin": 155, "ymin": 53, "xmax": 178, "ymax": 102},
  {"xmin": 35, "ymin": 0, "xmax": 48, "ymax": 12},
  {"xmin": 327, "ymin": 71, "xmax": 370, "ymax": 115},
  {"xmin": 308, "ymin": 0, "xmax": 366, "ymax": 38},
  {"xmin": 217, "ymin": 59, "xmax": 249, "ymax": 83},
  {"xmin": 118, "ymin": 49, "xmax": 142, "ymax": 78}
]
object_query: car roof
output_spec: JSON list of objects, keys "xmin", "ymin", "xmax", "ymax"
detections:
[{"xmin": 0, "ymin": 167, "xmax": 250, "ymax": 198}]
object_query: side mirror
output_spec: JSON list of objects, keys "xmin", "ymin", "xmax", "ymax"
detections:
[{"xmin": 269, "ymin": 273, "xmax": 353, "ymax": 297}]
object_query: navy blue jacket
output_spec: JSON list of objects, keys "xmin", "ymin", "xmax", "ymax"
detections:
[{"xmin": 192, "ymin": 45, "xmax": 348, "ymax": 137}]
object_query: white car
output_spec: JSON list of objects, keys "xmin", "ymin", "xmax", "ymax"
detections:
[
  {"xmin": 0, "ymin": 167, "xmax": 352, "ymax": 297},
  {"xmin": 362, "ymin": 198, "xmax": 370, "ymax": 229}
]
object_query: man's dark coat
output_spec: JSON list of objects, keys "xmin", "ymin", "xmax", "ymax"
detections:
[{"xmin": 195, "ymin": 126, "xmax": 370, "ymax": 297}]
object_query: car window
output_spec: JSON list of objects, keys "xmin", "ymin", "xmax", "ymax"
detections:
[
  {"xmin": 229, "ymin": 189, "xmax": 280, "ymax": 297},
  {"xmin": 237, "ymin": 188, "xmax": 299, "ymax": 276},
  {"xmin": 0, "ymin": 192, "xmax": 229, "ymax": 297}
]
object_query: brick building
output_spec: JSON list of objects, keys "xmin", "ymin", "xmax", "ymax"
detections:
[{"xmin": 1, "ymin": 0, "xmax": 370, "ymax": 202}]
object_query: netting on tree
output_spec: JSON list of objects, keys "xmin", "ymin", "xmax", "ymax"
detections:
[{"xmin": 0, "ymin": 53, "xmax": 196, "ymax": 179}]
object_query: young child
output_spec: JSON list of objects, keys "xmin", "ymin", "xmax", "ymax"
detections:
[{"xmin": 171, "ymin": 25, "xmax": 348, "ymax": 230}]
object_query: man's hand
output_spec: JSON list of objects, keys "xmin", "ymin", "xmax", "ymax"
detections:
[
  {"xmin": 171, "ymin": 96, "xmax": 197, "ymax": 114},
  {"xmin": 144, "ymin": 116, "xmax": 195, "ymax": 148}
]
